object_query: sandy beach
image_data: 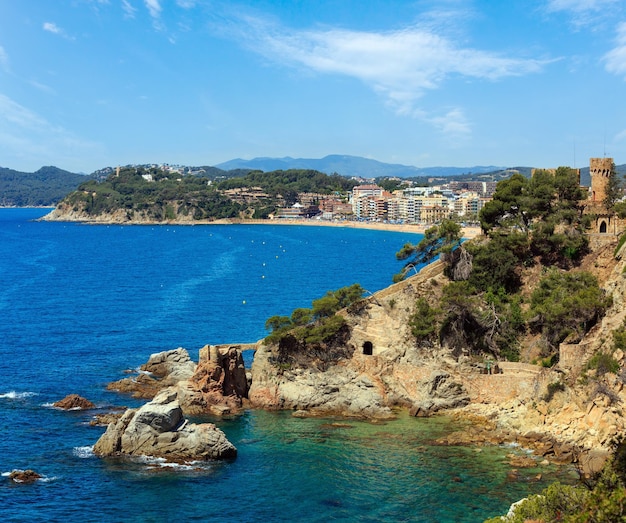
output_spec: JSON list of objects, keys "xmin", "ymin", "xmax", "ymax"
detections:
[{"xmin": 213, "ymin": 218, "xmax": 483, "ymax": 239}]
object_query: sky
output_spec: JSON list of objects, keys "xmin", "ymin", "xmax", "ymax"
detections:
[{"xmin": 1, "ymin": 0, "xmax": 626, "ymax": 174}]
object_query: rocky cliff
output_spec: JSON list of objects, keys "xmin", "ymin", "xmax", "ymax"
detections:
[
  {"xmin": 249, "ymin": 238, "xmax": 626, "ymax": 464},
  {"xmin": 98, "ymin": 237, "xmax": 626, "ymax": 467}
]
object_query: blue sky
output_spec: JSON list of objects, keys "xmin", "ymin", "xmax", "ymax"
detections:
[{"xmin": 1, "ymin": 0, "xmax": 625, "ymax": 173}]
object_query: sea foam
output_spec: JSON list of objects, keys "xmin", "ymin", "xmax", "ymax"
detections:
[
  {"xmin": 0, "ymin": 391, "xmax": 37, "ymax": 400},
  {"xmin": 73, "ymin": 446, "xmax": 95, "ymax": 459}
]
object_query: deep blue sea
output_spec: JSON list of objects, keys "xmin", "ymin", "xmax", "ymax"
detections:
[{"xmin": 0, "ymin": 208, "xmax": 573, "ymax": 522}]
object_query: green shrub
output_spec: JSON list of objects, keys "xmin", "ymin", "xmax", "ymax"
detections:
[
  {"xmin": 613, "ymin": 322, "xmax": 626, "ymax": 352},
  {"xmin": 614, "ymin": 233, "xmax": 626, "ymax": 257},
  {"xmin": 300, "ymin": 315, "xmax": 346, "ymax": 345},
  {"xmin": 409, "ymin": 297, "xmax": 438, "ymax": 343},
  {"xmin": 529, "ymin": 270, "xmax": 611, "ymax": 348},
  {"xmin": 586, "ymin": 352, "xmax": 620, "ymax": 376},
  {"xmin": 484, "ymin": 482, "xmax": 588, "ymax": 523},
  {"xmin": 542, "ymin": 381, "xmax": 565, "ymax": 402},
  {"xmin": 540, "ymin": 354, "xmax": 559, "ymax": 368}
]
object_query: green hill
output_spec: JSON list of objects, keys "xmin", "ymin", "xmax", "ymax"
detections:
[{"xmin": 0, "ymin": 166, "xmax": 89, "ymax": 207}]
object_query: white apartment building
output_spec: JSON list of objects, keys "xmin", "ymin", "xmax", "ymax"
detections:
[{"xmin": 350, "ymin": 182, "xmax": 490, "ymax": 223}]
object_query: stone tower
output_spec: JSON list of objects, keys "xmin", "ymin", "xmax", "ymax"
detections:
[{"xmin": 589, "ymin": 157, "xmax": 614, "ymax": 202}]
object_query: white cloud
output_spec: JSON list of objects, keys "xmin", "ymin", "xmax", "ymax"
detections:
[
  {"xmin": 544, "ymin": 0, "xmax": 622, "ymax": 28},
  {"xmin": 43, "ymin": 22, "xmax": 62, "ymax": 35},
  {"xmin": 605, "ymin": 22, "xmax": 626, "ymax": 77},
  {"xmin": 0, "ymin": 93, "xmax": 48, "ymax": 130},
  {"xmin": 144, "ymin": 0, "xmax": 162, "ymax": 19},
  {"xmin": 122, "ymin": 0, "xmax": 137, "ymax": 18},
  {"xmin": 143, "ymin": 0, "xmax": 164, "ymax": 30},
  {"xmin": 545, "ymin": 0, "xmax": 618, "ymax": 12},
  {"xmin": 176, "ymin": 0, "xmax": 197, "ymax": 7},
  {"xmin": 427, "ymin": 108, "xmax": 471, "ymax": 137},
  {"xmin": 0, "ymin": 93, "xmax": 101, "ymax": 169},
  {"xmin": 29, "ymin": 80, "xmax": 56, "ymax": 95},
  {"xmin": 43, "ymin": 22, "xmax": 74, "ymax": 40},
  {"xmin": 235, "ymin": 18, "xmax": 548, "ymax": 118}
]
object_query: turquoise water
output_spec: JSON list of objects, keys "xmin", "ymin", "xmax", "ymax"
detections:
[{"xmin": 0, "ymin": 209, "xmax": 572, "ymax": 522}]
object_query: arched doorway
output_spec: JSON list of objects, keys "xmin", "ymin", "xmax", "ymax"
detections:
[
  {"xmin": 362, "ymin": 341, "xmax": 373, "ymax": 355},
  {"xmin": 600, "ymin": 220, "xmax": 608, "ymax": 234}
]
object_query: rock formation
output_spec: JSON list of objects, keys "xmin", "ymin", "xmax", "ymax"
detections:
[
  {"xmin": 248, "ymin": 262, "xmax": 455, "ymax": 418},
  {"xmin": 248, "ymin": 241, "xmax": 626, "ymax": 466},
  {"xmin": 409, "ymin": 371, "xmax": 470, "ymax": 417},
  {"xmin": 53, "ymin": 394, "xmax": 95, "ymax": 410},
  {"xmin": 249, "ymin": 346, "xmax": 393, "ymax": 418},
  {"xmin": 108, "ymin": 347, "xmax": 197, "ymax": 399},
  {"xmin": 178, "ymin": 346, "xmax": 249, "ymax": 415},
  {"xmin": 8, "ymin": 470, "xmax": 42, "ymax": 484},
  {"xmin": 107, "ymin": 346, "xmax": 249, "ymax": 416},
  {"xmin": 93, "ymin": 388, "xmax": 237, "ymax": 461}
]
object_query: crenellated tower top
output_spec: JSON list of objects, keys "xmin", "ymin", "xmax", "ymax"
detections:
[{"xmin": 589, "ymin": 157, "xmax": 614, "ymax": 202}]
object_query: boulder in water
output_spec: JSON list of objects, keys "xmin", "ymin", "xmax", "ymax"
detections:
[
  {"xmin": 53, "ymin": 394, "xmax": 95, "ymax": 410},
  {"xmin": 93, "ymin": 388, "xmax": 237, "ymax": 461},
  {"xmin": 8, "ymin": 469, "xmax": 42, "ymax": 483}
]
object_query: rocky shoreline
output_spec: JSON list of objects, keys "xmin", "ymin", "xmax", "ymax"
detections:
[
  {"xmin": 60, "ymin": 211, "xmax": 625, "ymax": 476},
  {"xmin": 97, "ymin": 335, "xmax": 610, "ymax": 475}
]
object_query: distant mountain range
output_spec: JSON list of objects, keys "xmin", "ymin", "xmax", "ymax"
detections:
[{"xmin": 216, "ymin": 154, "xmax": 504, "ymax": 179}]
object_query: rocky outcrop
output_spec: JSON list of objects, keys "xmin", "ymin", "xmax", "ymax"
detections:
[
  {"xmin": 8, "ymin": 470, "xmax": 42, "ymax": 484},
  {"xmin": 249, "ymin": 353, "xmax": 393, "ymax": 418},
  {"xmin": 248, "ymin": 271, "xmax": 448, "ymax": 418},
  {"xmin": 93, "ymin": 388, "xmax": 237, "ymax": 461},
  {"xmin": 53, "ymin": 394, "xmax": 95, "ymax": 410},
  {"xmin": 409, "ymin": 371, "xmax": 470, "ymax": 417},
  {"xmin": 142, "ymin": 347, "xmax": 197, "ymax": 381},
  {"xmin": 177, "ymin": 347, "xmax": 249, "ymax": 416},
  {"xmin": 107, "ymin": 347, "xmax": 197, "ymax": 399},
  {"xmin": 107, "ymin": 346, "xmax": 249, "ymax": 416},
  {"xmin": 247, "ymin": 239, "xmax": 626, "ymax": 463}
]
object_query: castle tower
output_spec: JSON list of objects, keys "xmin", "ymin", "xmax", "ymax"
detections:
[{"xmin": 589, "ymin": 157, "xmax": 613, "ymax": 202}]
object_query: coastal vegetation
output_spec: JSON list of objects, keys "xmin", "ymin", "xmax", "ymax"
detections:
[
  {"xmin": 398, "ymin": 166, "xmax": 604, "ymax": 363},
  {"xmin": 485, "ymin": 437, "xmax": 626, "ymax": 522},
  {"xmin": 68, "ymin": 167, "xmax": 246, "ymax": 220},
  {"xmin": 264, "ymin": 283, "xmax": 365, "ymax": 369},
  {"xmin": 393, "ymin": 219, "xmax": 463, "ymax": 282},
  {"xmin": 528, "ymin": 270, "xmax": 611, "ymax": 350},
  {"xmin": 216, "ymin": 169, "xmax": 358, "ymax": 196},
  {"xmin": 55, "ymin": 166, "xmax": 357, "ymax": 220},
  {"xmin": 0, "ymin": 166, "xmax": 88, "ymax": 206}
]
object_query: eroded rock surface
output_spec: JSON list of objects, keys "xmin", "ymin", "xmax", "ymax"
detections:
[
  {"xmin": 178, "ymin": 347, "xmax": 249, "ymax": 416},
  {"xmin": 93, "ymin": 388, "xmax": 236, "ymax": 461},
  {"xmin": 107, "ymin": 347, "xmax": 197, "ymax": 399},
  {"xmin": 409, "ymin": 371, "xmax": 470, "ymax": 417},
  {"xmin": 107, "ymin": 346, "xmax": 249, "ymax": 416}
]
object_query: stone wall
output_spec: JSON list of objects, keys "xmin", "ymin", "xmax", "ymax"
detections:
[{"xmin": 461, "ymin": 362, "xmax": 553, "ymax": 404}]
